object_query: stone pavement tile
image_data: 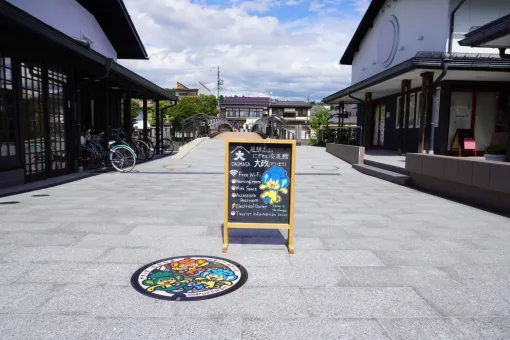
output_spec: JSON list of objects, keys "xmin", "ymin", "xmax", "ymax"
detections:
[
  {"xmin": 242, "ymin": 318, "xmax": 391, "ymax": 340},
  {"xmin": 247, "ymin": 265, "xmax": 351, "ymax": 288},
  {"xmin": 415, "ymin": 286, "xmax": 510, "ymax": 316},
  {"xmin": 303, "ymin": 287, "xmax": 439, "ymax": 318},
  {"xmin": 342, "ymin": 266, "xmax": 461, "ymax": 288},
  {"xmin": 226, "ymin": 236, "xmax": 323, "ymax": 250},
  {"xmin": 63, "ymin": 222, "xmax": 135, "ymax": 235},
  {"xmin": 440, "ymin": 265, "xmax": 510, "ymax": 287},
  {"xmin": 0, "ymin": 314, "xmax": 243, "ymax": 340},
  {"xmin": 379, "ymin": 317, "xmax": 481, "ymax": 340},
  {"xmin": 76, "ymin": 234, "xmax": 218, "ymax": 249},
  {"xmin": 0, "ymin": 233, "xmax": 84, "ymax": 246},
  {"xmin": 463, "ymin": 250, "xmax": 510, "ymax": 265},
  {"xmin": 97, "ymin": 247, "xmax": 201, "ymax": 264},
  {"xmin": 221, "ymin": 249, "xmax": 292, "ymax": 267},
  {"xmin": 0, "ymin": 284, "xmax": 54, "ymax": 313},
  {"xmin": 22, "ymin": 263, "xmax": 138, "ymax": 286},
  {"xmin": 458, "ymin": 317, "xmax": 510, "ymax": 340},
  {"xmin": 2, "ymin": 246, "xmax": 108, "ymax": 263},
  {"xmin": 373, "ymin": 251, "xmax": 472, "ymax": 266},
  {"xmin": 323, "ymin": 237, "xmax": 402, "ymax": 250},
  {"xmin": 288, "ymin": 250, "xmax": 385, "ymax": 267},
  {"xmin": 129, "ymin": 225, "xmax": 208, "ymax": 236},
  {"xmin": 0, "ymin": 262, "xmax": 36, "ymax": 284},
  {"xmin": 0, "ymin": 244, "xmax": 18, "ymax": 258},
  {"xmin": 0, "ymin": 222, "xmax": 66, "ymax": 233}
]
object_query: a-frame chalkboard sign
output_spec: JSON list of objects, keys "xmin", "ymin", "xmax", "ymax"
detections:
[{"xmin": 223, "ymin": 139, "xmax": 296, "ymax": 254}]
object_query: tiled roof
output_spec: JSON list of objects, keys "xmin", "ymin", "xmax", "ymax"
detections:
[
  {"xmin": 222, "ymin": 96, "xmax": 270, "ymax": 105},
  {"xmin": 270, "ymin": 100, "xmax": 312, "ymax": 108}
]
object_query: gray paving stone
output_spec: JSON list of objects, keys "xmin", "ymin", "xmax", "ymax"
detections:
[
  {"xmin": 303, "ymin": 287, "xmax": 439, "ymax": 318},
  {"xmin": 242, "ymin": 318, "xmax": 391, "ymax": 340},
  {"xmin": 373, "ymin": 250, "xmax": 472, "ymax": 266},
  {"xmin": 0, "ymin": 233, "xmax": 83, "ymax": 246},
  {"xmin": 289, "ymin": 250, "xmax": 385, "ymax": 266},
  {"xmin": 2, "ymin": 246, "xmax": 108, "ymax": 263},
  {"xmin": 129, "ymin": 224, "xmax": 208, "ymax": 236},
  {"xmin": 342, "ymin": 266, "xmax": 461, "ymax": 288},
  {"xmin": 63, "ymin": 222, "xmax": 135, "ymax": 234},
  {"xmin": 247, "ymin": 265, "xmax": 351, "ymax": 288},
  {"xmin": 0, "ymin": 263, "xmax": 36, "ymax": 284},
  {"xmin": 0, "ymin": 284, "xmax": 54, "ymax": 313},
  {"xmin": 458, "ymin": 317, "xmax": 510, "ymax": 340},
  {"xmin": 440, "ymin": 265, "xmax": 510, "ymax": 287},
  {"xmin": 379, "ymin": 317, "xmax": 481, "ymax": 340},
  {"xmin": 415, "ymin": 286, "xmax": 510, "ymax": 316},
  {"xmin": 97, "ymin": 247, "xmax": 201, "ymax": 264}
]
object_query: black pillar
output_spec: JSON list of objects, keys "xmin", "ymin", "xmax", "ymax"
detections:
[
  {"xmin": 363, "ymin": 93, "xmax": 372, "ymax": 148},
  {"xmin": 123, "ymin": 92, "xmax": 132, "ymax": 137},
  {"xmin": 155, "ymin": 100, "xmax": 160, "ymax": 154},
  {"xmin": 68, "ymin": 69, "xmax": 77, "ymax": 172},
  {"xmin": 143, "ymin": 98, "xmax": 148, "ymax": 140},
  {"xmin": 103, "ymin": 80, "xmax": 110, "ymax": 150}
]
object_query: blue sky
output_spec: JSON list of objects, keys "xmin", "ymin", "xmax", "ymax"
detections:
[{"xmin": 121, "ymin": 0, "xmax": 369, "ymax": 101}]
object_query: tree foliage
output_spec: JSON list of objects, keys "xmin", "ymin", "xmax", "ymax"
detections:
[
  {"xmin": 148, "ymin": 94, "xmax": 218, "ymax": 128},
  {"xmin": 310, "ymin": 106, "xmax": 332, "ymax": 133},
  {"xmin": 120, "ymin": 99, "xmax": 142, "ymax": 124}
]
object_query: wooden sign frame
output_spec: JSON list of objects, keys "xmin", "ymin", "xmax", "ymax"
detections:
[{"xmin": 223, "ymin": 139, "xmax": 296, "ymax": 254}]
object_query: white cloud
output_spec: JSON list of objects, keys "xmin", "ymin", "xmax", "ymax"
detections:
[{"xmin": 119, "ymin": 0, "xmax": 360, "ymax": 101}]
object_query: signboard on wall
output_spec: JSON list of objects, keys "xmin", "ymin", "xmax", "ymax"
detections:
[{"xmin": 223, "ymin": 139, "xmax": 296, "ymax": 254}]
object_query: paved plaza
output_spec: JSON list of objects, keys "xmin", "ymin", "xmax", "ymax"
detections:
[{"xmin": 1, "ymin": 139, "xmax": 509, "ymax": 339}]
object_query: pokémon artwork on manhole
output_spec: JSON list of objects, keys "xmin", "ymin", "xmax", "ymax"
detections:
[{"xmin": 131, "ymin": 255, "xmax": 248, "ymax": 301}]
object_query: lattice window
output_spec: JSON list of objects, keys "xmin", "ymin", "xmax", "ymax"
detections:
[{"xmin": 0, "ymin": 55, "xmax": 16, "ymax": 159}]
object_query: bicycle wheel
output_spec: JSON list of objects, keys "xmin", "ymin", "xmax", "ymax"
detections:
[
  {"xmin": 109, "ymin": 145, "xmax": 136, "ymax": 172},
  {"xmin": 160, "ymin": 138, "xmax": 175, "ymax": 154},
  {"xmin": 135, "ymin": 140, "xmax": 151, "ymax": 161},
  {"xmin": 82, "ymin": 147, "xmax": 101, "ymax": 170},
  {"xmin": 143, "ymin": 139, "xmax": 156, "ymax": 160}
]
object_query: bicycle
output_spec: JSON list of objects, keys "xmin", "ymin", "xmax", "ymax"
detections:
[
  {"xmin": 114, "ymin": 128, "xmax": 150, "ymax": 162},
  {"xmin": 141, "ymin": 136, "xmax": 175, "ymax": 160},
  {"xmin": 80, "ymin": 129, "xmax": 137, "ymax": 172}
]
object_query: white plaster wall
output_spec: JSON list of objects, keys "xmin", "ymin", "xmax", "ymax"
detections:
[
  {"xmin": 351, "ymin": 0, "xmax": 450, "ymax": 84},
  {"xmin": 450, "ymin": 0, "xmax": 510, "ymax": 54},
  {"xmin": 8, "ymin": 0, "xmax": 117, "ymax": 59},
  {"xmin": 198, "ymin": 82, "xmax": 211, "ymax": 95}
]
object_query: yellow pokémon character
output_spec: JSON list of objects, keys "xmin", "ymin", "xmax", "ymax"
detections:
[{"xmin": 259, "ymin": 166, "xmax": 290, "ymax": 205}]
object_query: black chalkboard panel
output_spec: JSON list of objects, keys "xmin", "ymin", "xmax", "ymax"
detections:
[{"xmin": 227, "ymin": 142, "xmax": 292, "ymax": 224}]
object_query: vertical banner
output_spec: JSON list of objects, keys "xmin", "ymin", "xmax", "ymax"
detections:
[{"xmin": 223, "ymin": 139, "xmax": 296, "ymax": 254}]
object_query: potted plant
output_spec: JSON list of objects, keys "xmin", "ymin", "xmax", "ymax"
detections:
[{"xmin": 484, "ymin": 144, "xmax": 507, "ymax": 162}]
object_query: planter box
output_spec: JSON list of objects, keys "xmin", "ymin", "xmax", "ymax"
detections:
[{"xmin": 484, "ymin": 154, "xmax": 506, "ymax": 162}]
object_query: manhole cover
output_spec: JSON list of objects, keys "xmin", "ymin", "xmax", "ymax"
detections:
[
  {"xmin": 0, "ymin": 201, "xmax": 20, "ymax": 205},
  {"xmin": 32, "ymin": 194, "xmax": 50, "ymax": 197},
  {"xmin": 131, "ymin": 255, "xmax": 248, "ymax": 301},
  {"xmin": 163, "ymin": 164, "xmax": 191, "ymax": 170},
  {"xmin": 311, "ymin": 165, "xmax": 339, "ymax": 171}
]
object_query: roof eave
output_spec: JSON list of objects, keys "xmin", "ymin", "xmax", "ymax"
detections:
[{"xmin": 458, "ymin": 14, "xmax": 510, "ymax": 47}]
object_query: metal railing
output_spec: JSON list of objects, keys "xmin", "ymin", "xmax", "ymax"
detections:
[{"xmin": 318, "ymin": 126, "xmax": 363, "ymax": 146}]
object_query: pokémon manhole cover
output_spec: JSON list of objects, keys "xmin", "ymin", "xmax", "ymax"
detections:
[
  {"xmin": 311, "ymin": 165, "xmax": 339, "ymax": 171},
  {"xmin": 131, "ymin": 255, "xmax": 248, "ymax": 301},
  {"xmin": 32, "ymin": 194, "xmax": 50, "ymax": 197},
  {"xmin": 163, "ymin": 164, "xmax": 191, "ymax": 171}
]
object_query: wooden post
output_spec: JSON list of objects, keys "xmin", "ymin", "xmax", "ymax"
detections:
[
  {"xmin": 398, "ymin": 80, "xmax": 407, "ymax": 154},
  {"xmin": 364, "ymin": 93, "xmax": 372, "ymax": 148},
  {"xmin": 142, "ymin": 98, "xmax": 148, "ymax": 140},
  {"xmin": 403, "ymin": 80, "xmax": 412, "ymax": 154},
  {"xmin": 423, "ymin": 72, "xmax": 435, "ymax": 153}
]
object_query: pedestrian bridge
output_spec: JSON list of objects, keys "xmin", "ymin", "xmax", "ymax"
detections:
[{"xmin": 210, "ymin": 132, "xmax": 264, "ymax": 139}]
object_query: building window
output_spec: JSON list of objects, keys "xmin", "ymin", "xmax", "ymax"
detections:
[
  {"xmin": 297, "ymin": 108, "xmax": 307, "ymax": 117},
  {"xmin": 408, "ymin": 93, "xmax": 416, "ymax": 128},
  {"xmin": 396, "ymin": 96, "xmax": 401, "ymax": 129},
  {"xmin": 415, "ymin": 91, "xmax": 421, "ymax": 128},
  {"xmin": 0, "ymin": 56, "xmax": 16, "ymax": 159},
  {"xmin": 434, "ymin": 87, "xmax": 441, "ymax": 127}
]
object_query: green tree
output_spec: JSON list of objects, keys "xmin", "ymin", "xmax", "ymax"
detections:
[
  {"xmin": 120, "ymin": 99, "xmax": 142, "ymax": 124},
  {"xmin": 310, "ymin": 105, "xmax": 331, "ymax": 134}
]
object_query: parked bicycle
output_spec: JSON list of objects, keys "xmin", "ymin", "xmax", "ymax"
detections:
[
  {"xmin": 114, "ymin": 128, "xmax": 150, "ymax": 161},
  {"xmin": 141, "ymin": 136, "xmax": 175, "ymax": 160},
  {"xmin": 80, "ymin": 129, "xmax": 137, "ymax": 172}
]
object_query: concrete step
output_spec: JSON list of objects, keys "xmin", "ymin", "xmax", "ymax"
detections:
[
  {"xmin": 352, "ymin": 164, "xmax": 411, "ymax": 186},
  {"xmin": 363, "ymin": 159, "xmax": 410, "ymax": 175}
]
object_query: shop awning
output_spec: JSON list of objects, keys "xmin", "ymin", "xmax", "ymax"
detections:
[
  {"xmin": 458, "ymin": 14, "xmax": 510, "ymax": 48},
  {"xmin": 323, "ymin": 51, "xmax": 510, "ymax": 104}
]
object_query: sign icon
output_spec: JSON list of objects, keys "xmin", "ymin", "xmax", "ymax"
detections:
[
  {"xmin": 232, "ymin": 179, "xmax": 237, "ymax": 184},
  {"xmin": 230, "ymin": 170, "xmax": 238, "ymax": 177},
  {"xmin": 231, "ymin": 186, "xmax": 236, "ymax": 190},
  {"xmin": 232, "ymin": 203, "xmax": 236, "ymax": 209},
  {"xmin": 233, "ymin": 150, "xmax": 245, "ymax": 161},
  {"xmin": 232, "ymin": 193, "xmax": 236, "ymax": 198},
  {"xmin": 231, "ymin": 211, "xmax": 236, "ymax": 216}
]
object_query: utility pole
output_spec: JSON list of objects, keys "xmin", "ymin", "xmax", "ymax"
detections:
[{"xmin": 217, "ymin": 66, "xmax": 220, "ymax": 100}]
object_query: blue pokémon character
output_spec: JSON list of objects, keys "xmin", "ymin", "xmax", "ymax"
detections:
[{"xmin": 259, "ymin": 166, "xmax": 290, "ymax": 204}]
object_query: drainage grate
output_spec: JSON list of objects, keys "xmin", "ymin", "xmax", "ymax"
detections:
[
  {"xmin": 311, "ymin": 165, "xmax": 339, "ymax": 171},
  {"xmin": 32, "ymin": 194, "xmax": 50, "ymax": 197},
  {"xmin": 0, "ymin": 201, "xmax": 20, "ymax": 205},
  {"xmin": 163, "ymin": 164, "xmax": 191, "ymax": 170}
]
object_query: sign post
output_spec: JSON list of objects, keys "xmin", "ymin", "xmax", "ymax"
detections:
[{"xmin": 223, "ymin": 139, "xmax": 296, "ymax": 254}]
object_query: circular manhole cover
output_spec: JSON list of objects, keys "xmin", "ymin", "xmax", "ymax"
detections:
[
  {"xmin": 163, "ymin": 164, "xmax": 191, "ymax": 171},
  {"xmin": 32, "ymin": 194, "xmax": 50, "ymax": 197},
  {"xmin": 0, "ymin": 201, "xmax": 20, "ymax": 205},
  {"xmin": 311, "ymin": 165, "xmax": 339, "ymax": 171},
  {"xmin": 131, "ymin": 255, "xmax": 248, "ymax": 301}
]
